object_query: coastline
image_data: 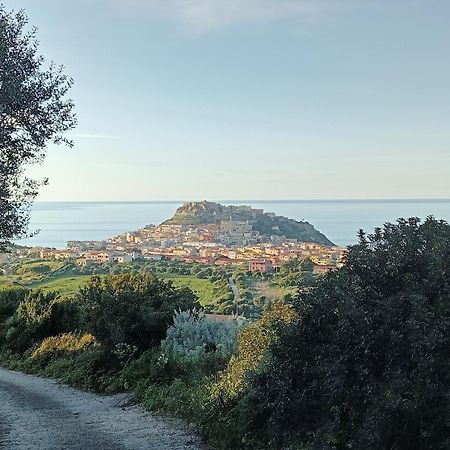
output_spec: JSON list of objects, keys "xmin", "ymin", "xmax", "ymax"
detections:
[{"xmin": 17, "ymin": 199, "xmax": 450, "ymax": 249}]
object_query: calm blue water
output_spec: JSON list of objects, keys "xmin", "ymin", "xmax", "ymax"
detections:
[{"xmin": 17, "ymin": 200, "xmax": 450, "ymax": 249}]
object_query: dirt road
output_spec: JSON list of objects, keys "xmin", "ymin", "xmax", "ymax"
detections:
[{"xmin": 0, "ymin": 367, "xmax": 203, "ymax": 450}]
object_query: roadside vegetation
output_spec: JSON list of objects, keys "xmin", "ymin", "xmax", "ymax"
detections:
[{"xmin": 0, "ymin": 217, "xmax": 449, "ymax": 449}]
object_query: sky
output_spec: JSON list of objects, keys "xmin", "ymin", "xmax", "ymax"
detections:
[{"xmin": 4, "ymin": 0, "xmax": 450, "ymax": 201}]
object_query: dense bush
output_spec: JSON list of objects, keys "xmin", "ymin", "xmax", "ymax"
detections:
[
  {"xmin": 161, "ymin": 310, "xmax": 244, "ymax": 357},
  {"xmin": 0, "ymin": 287, "xmax": 28, "ymax": 348},
  {"xmin": 0, "ymin": 287, "xmax": 27, "ymax": 319},
  {"xmin": 112, "ymin": 348, "xmax": 225, "ymax": 393},
  {"xmin": 4, "ymin": 290, "xmax": 80, "ymax": 352},
  {"xmin": 79, "ymin": 273, "xmax": 199, "ymax": 352},
  {"xmin": 212, "ymin": 301, "xmax": 297, "ymax": 401},
  {"xmin": 17, "ymin": 290, "xmax": 60, "ymax": 325},
  {"xmin": 233, "ymin": 217, "xmax": 450, "ymax": 449},
  {"xmin": 276, "ymin": 257, "xmax": 315, "ymax": 288}
]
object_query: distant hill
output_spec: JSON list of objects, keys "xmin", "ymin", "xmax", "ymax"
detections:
[{"xmin": 163, "ymin": 201, "xmax": 334, "ymax": 246}]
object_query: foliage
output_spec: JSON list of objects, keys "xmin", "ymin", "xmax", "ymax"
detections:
[
  {"xmin": 276, "ymin": 257, "xmax": 315, "ymax": 288},
  {"xmin": 158, "ymin": 274, "xmax": 215, "ymax": 306},
  {"xmin": 0, "ymin": 6, "xmax": 76, "ymax": 248},
  {"xmin": 0, "ymin": 346, "xmax": 111, "ymax": 391},
  {"xmin": 111, "ymin": 342, "xmax": 138, "ymax": 367},
  {"xmin": 0, "ymin": 286, "xmax": 28, "ymax": 346},
  {"xmin": 0, "ymin": 272, "xmax": 231, "ymax": 447},
  {"xmin": 0, "ymin": 286, "xmax": 27, "ymax": 318},
  {"xmin": 237, "ymin": 217, "xmax": 450, "ymax": 449},
  {"xmin": 0, "ymin": 257, "xmax": 237, "ymax": 312},
  {"xmin": 17, "ymin": 291, "xmax": 74, "ymax": 349},
  {"xmin": 79, "ymin": 273, "xmax": 199, "ymax": 352},
  {"xmin": 16, "ymin": 289, "xmax": 58, "ymax": 325},
  {"xmin": 161, "ymin": 309, "xmax": 244, "ymax": 357},
  {"xmin": 212, "ymin": 301, "xmax": 297, "ymax": 401},
  {"xmin": 2, "ymin": 217, "xmax": 448, "ymax": 449},
  {"xmin": 32, "ymin": 332, "xmax": 98, "ymax": 358},
  {"xmin": 17, "ymin": 264, "xmax": 51, "ymax": 274},
  {"xmin": 1, "ymin": 289, "xmax": 80, "ymax": 352},
  {"xmin": 140, "ymin": 379, "xmax": 209, "ymax": 423},
  {"xmin": 116, "ymin": 348, "xmax": 222, "ymax": 390}
]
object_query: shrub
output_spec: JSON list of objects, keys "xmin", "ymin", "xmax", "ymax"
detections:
[
  {"xmin": 112, "ymin": 342, "xmax": 138, "ymax": 367},
  {"xmin": 79, "ymin": 273, "xmax": 199, "ymax": 352},
  {"xmin": 4, "ymin": 290, "xmax": 79, "ymax": 352},
  {"xmin": 119, "ymin": 348, "xmax": 186, "ymax": 389},
  {"xmin": 238, "ymin": 217, "xmax": 450, "ymax": 449},
  {"xmin": 0, "ymin": 287, "xmax": 29, "ymax": 346},
  {"xmin": 161, "ymin": 310, "xmax": 244, "ymax": 358},
  {"xmin": 16, "ymin": 289, "xmax": 58, "ymax": 325},
  {"xmin": 141, "ymin": 378, "xmax": 209, "ymax": 422},
  {"xmin": 38, "ymin": 347, "xmax": 108, "ymax": 391},
  {"xmin": 211, "ymin": 300, "xmax": 297, "ymax": 401},
  {"xmin": 32, "ymin": 332, "xmax": 98, "ymax": 358},
  {"xmin": 0, "ymin": 287, "xmax": 28, "ymax": 318}
]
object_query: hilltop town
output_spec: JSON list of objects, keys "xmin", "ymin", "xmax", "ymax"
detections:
[{"xmin": 29, "ymin": 201, "xmax": 344, "ymax": 273}]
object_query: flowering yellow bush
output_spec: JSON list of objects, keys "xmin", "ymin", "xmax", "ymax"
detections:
[
  {"xmin": 32, "ymin": 332, "xmax": 99, "ymax": 358},
  {"xmin": 211, "ymin": 301, "xmax": 297, "ymax": 400}
]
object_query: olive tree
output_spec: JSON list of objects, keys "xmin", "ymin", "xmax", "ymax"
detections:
[{"xmin": 0, "ymin": 6, "xmax": 76, "ymax": 248}]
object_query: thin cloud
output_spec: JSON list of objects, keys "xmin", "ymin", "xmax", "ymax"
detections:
[{"xmin": 121, "ymin": 0, "xmax": 361, "ymax": 32}]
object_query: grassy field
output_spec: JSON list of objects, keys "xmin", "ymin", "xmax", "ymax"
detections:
[
  {"xmin": 249, "ymin": 278, "xmax": 294, "ymax": 302},
  {"xmin": 0, "ymin": 258, "xmax": 86, "ymax": 293},
  {"xmin": 31, "ymin": 275, "xmax": 92, "ymax": 293},
  {"xmin": 0, "ymin": 273, "xmax": 91, "ymax": 293},
  {"xmin": 161, "ymin": 274, "xmax": 215, "ymax": 305},
  {"xmin": 0, "ymin": 268, "xmax": 215, "ymax": 304}
]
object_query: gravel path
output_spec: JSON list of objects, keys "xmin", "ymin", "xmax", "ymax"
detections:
[{"xmin": 0, "ymin": 367, "xmax": 204, "ymax": 450}]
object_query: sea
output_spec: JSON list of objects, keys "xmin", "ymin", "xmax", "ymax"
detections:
[{"xmin": 16, "ymin": 199, "xmax": 450, "ymax": 249}]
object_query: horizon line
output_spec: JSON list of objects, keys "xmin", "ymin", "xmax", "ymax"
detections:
[{"xmin": 33, "ymin": 198, "xmax": 450, "ymax": 204}]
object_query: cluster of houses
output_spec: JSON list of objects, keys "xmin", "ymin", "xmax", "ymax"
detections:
[
  {"xmin": 138, "ymin": 242, "xmax": 344, "ymax": 273},
  {"xmin": 38, "ymin": 248, "xmax": 133, "ymax": 267},
  {"xmin": 110, "ymin": 221, "xmax": 263, "ymax": 247},
  {"xmin": 32, "ymin": 243, "xmax": 342, "ymax": 274},
  {"xmin": 17, "ymin": 219, "xmax": 345, "ymax": 275}
]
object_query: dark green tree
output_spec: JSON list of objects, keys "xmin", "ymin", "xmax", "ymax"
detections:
[
  {"xmin": 3, "ymin": 289, "xmax": 79, "ymax": 352},
  {"xmin": 80, "ymin": 273, "xmax": 199, "ymax": 352},
  {"xmin": 238, "ymin": 217, "xmax": 450, "ymax": 449},
  {"xmin": 278, "ymin": 257, "xmax": 315, "ymax": 288},
  {"xmin": 0, "ymin": 6, "xmax": 76, "ymax": 248}
]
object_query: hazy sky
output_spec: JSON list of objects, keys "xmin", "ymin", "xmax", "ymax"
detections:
[{"xmin": 5, "ymin": 0, "xmax": 450, "ymax": 200}]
